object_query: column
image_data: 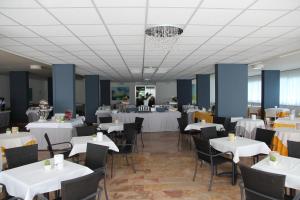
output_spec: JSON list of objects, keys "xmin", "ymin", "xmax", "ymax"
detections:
[
  {"xmin": 196, "ymin": 74, "xmax": 210, "ymax": 109},
  {"xmin": 9, "ymin": 71, "xmax": 29, "ymax": 123},
  {"xmin": 47, "ymin": 77, "xmax": 53, "ymax": 106},
  {"xmin": 215, "ymin": 64, "xmax": 248, "ymax": 117},
  {"xmin": 52, "ymin": 64, "xmax": 76, "ymax": 117},
  {"xmin": 177, "ymin": 79, "xmax": 192, "ymax": 111},
  {"xmin": 261, "ymin": 70, "xmax": 280, "ymax": 115},
  {"xmin": 85, "ymin": 75, "xmax": 100, "ymax": 123},
  {"xmin": 100, "ymin": 80, "xmax": 110, "ymax": 106}
]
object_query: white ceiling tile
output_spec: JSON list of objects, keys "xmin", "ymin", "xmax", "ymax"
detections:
[
  {"xmin": 0, "ymin": 9, "xmax": 59, "ymax": 25},
  {"xmin": 89, "ymin": 44, "xmax": 117, "ymax": 51},
  {"xmin": 156, "ymin": 68, "xmax": 171, "ymax": 73},
  {"xmin": 269, "ymin": 11, "xmax": 300, "ymax": 27},
  {"xmin": 94, "ymin": 0, "xmax": 146, "ymax": 7},
  {"xmin": 49, "ymin": 8, "xmax": 102, "ymax": 24},
  {"xmin": 130, "ymin": 68, "xmax": 142, "ymax": 74},
  {"xmin": 0, "ymin": 26, "xmax": 37, "ymax": 37},
  {"xmin": 250, "ymin": 27, "xmax": 295, "ymax": 37},
  {"xmin": 47, "ymin": 36, "xmax": 82, "ymax": 45},
  {"xmin": 0, "ymin": 0, "xmax": 40, "ymax": 8},
  {"xmin": 28, "ymin": 25, "xmax": 72, "ymax": 36},
  {"xmin": 149, "ymin": 0, "xmax": 200, "ymax": 7},
  {"xmin": 60, "ymin": 44, "xmax": 89, "ymax": 51},
  {"xmin": 183, "ymin": 25, "xmax": 222, "ymax": 36},
  {"xmin": 67, "ymin": 25, "xmax": 107, "ymax": 36},
  {"xmin": 71, "ymin": 50, "xmax": 95, "ymax": 56},
  {"xmin": 108, "ymin": 25, "xmax": 144, "ymax": 35},
  {"xmin": 31, "ymin": 45, "xmax": 62, "ymax": 51},
  {"xmin": 176, "ymin": 36, "xmax": 207, "ymax": 44},
  {"xmin": 230, "ymin": 10, "xmax": 286, "ymax": 26},
  {"xmin": 216, "ymin": 26, "xmax": 259, "ymax": 37},
  {"xmin": 0, "ymin": 14, "xmax": 18, "ymax": 25},
  {"xmin": 118, "ymin": 44, "xmax": 143, "ymax": 51},
  {"xmin": 113, "ymin": 35, "xmax": 144, "ymax": 44},
  {"xmin": 98, "ymin": 8, "xmax": 145, "ymax": 24},
  {"xmin": 250, "ymin": 0, "xmax": 300, "ymax": 10},
  {"xmin": 0, "ymin": 38, "xmax": 22, "ymax": 46},
  {"xmin": 144, "ymin": 67, "xmax": 156, "ymax": 73},
  {"xmin": 14, "ymin": 37, "xmax": 52, "ymax": 45},
  {"xmin": 119, "ymin": 50, "xmax": 143, "ymax": 56},
  {"xmin": 38, "ymin": 0, "xmax": 93, "ymax": 8},
  {"xmin": 190, "ymin": 9, "xmax": 241, "ymax": 25},
  {"xmin": 3, "ymin": 45, "xmax": 36, "ymax": 53},
  {"xmin": 80, "ymin": 36, "xmax": 114, "ymax": 44},
  {"xmin": 201, "ymin": 0, "xmax": 255, "ymax": 9},
  {"xmin": 234, "ymin": 37, "xmax": 270, "ymax": 46},
  {"xmin": 281, "ymin": 28, "xmax": 300, "ymax": 38},
  {"xmin": 206, "ymin": 37, "xmax": 240, "ymax": 45},
  {"xmin": 148, "ymin": 8, "xmax": 194, "ymax": 24}
]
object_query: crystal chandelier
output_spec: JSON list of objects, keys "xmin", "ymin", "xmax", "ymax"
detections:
[{"xmin": 145, "ymin": 25, "xmax": 183, "ymax": 52}]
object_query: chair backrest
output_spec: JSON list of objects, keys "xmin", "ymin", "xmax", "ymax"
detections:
[
  {"xmin": 76, "ymin": 126, "xmax": 97, "ymax": 137},
  {"xmin": 255, "ymin": 128, "xmax": 275, "ymax": 147},
  {"xmin": 192, "ymin": 136, "xmax": 211, "ymax": 163},
  {"xmin": 121, "ymin": 124, "xmax": 137, "ymax": 153},
  {"xmin": 239, "ymin": 165, "xmax": 286, "ymax": 200},
  {"xmin": 85, "ymin": 143, "xmax": 109, "ymax": 171},
  {"xmin": 134, "ymin": 117, "xmax": 144, "ymax": 133},
  {"xmin": 44, "ymin": 133, "xmax": 54, "ymax": 158},
  {"xmin": 213, "ymin": 116, "xmax": 226, "ymax": 126},
  {"xmin": 201, "ymin": 127, "xmax": 218, "ymax": 140},
  {"xmin": 124, "ymin": 122, "xmax": 136, "ymax": 132},
  {"xmin": 5, "ymin": 144, "xmax": 38, "ymax": 169},
  {"xmin": 177, "ymin": 117, "xmax": 187, "ymax": 134},
  {"xmin": 287, "ymin": 140, "xmax": 300, "ymax": 159},
  {"xmin": 99, "ymin": 117, "xmax": 112, "ymax": 123},
  {"xmin": 61, "ymin": 169, "xmax": 104, "ymax": 200}
]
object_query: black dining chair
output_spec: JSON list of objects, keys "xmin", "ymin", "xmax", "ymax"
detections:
[
  {"xmin": 99, "ymin": 117, "xmax": 112, "ymax": 124},
  {"xmin": 287, "ymin": 140, "xmax": 300, "ymax": 159},
  {"xmin": 44, "ymin": 133, "xmax": 73, "ymax": 159},
  {"xmin": 60, "ymin": 169, "xmax": 104, "ymax": 200},
  {"xmin": 134, "ymin": 117, "xmax": 144, "ymax": 148},
  {"xmin": 192, "ymin": 136, "xmax": 234, "ymax": 191},
  {"xmin": 213, "ymin": 116, "xmax": 229, "ymax": 137},
  {"xmin": 111, "ymin": 124, "xmax": 137, "ymax": 177},
  {"xmin": 85, "ymin": 143, "xmax": 109, "ymax": 200},
  {"xmin": 253, "ymin": 128, "xmax": 276, "ymax": 163},
  {"xmin": 200, "ymin": 126, "xmax": 218, "ymax": 140},
  {"xmin": 239, "ymin": 165, "xmax": 298, "ymax": 200},
  {"xmin": 5, "ymin": 144, "xmax": 38, "ymax": 169},
  {"xmin": 177, "ymin": 117, "xmax": 197, "ymax": 150},
  {"xmin": 76, "ymin": 125, "xmax": 97, "ymax": 137}
]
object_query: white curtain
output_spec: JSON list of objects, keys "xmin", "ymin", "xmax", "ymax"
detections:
[
  {"xmin": 248, "ymin": 76, "xmax": 261, "ymax": 103},
  {"xmin": 280, "ymin": 69, "xmax": 300, "ymax": 106}
]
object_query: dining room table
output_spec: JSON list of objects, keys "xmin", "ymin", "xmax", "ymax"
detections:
[
  {"xmin": 252, "ymin": 155, "xmax": 300, "ymax": 190},
  {"xmin": 273, "ymin": 117, "xmax": 300, "ymax": 129},
  {"xmin": 272, "ymin": 127, "xmax": 300, "ymax": 156},
  {"xmin": 235, "ymin": 118, "xmax": 265, "ymax": 139},
  {"xmin": 184, "ymin": 122, "xmax": 224, "ymax": 131},
  {"xmin": 265, "ymin": 108, "xmax": 290, "ymax": 118},
  {"xmin": 69, "ymin": 135, "xmax": 119, "ymax": 157},
  {"xmin": 0, "ymin": 159, "xmax": 93, "ymax": 200},
  {"xmin": 98, "ymin": 122, "xmax": 124, "ymax": 133}
]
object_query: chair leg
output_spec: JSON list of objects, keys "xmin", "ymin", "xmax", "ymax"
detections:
[
  {"xmin": 125, "ymin": 154, "xmax": 130, "ymax": 166},
  {"xmin": 177, "ymin": 133, "xmax": 181, "ymax": 149},
  {"xmin": 208, "ymin": 165, "xmax": 214, "ymax": 191},
  {"xmin": 140, "ymin": 132, "xmax": 144, "ymax": 148},
  {"xmin": 130, "ymin": 155, "xmax": 136, "ymax": 173},
  {"xmin": 193, "ymin": 160, "xmax": 198, "ymax": 181},
  {"xmin": 111, "ymin": 154, "xmax": 114, "ymax": 179},
  {"xmin": 104, "ymin": 174, "xmax": 109, "ymax": 200}
]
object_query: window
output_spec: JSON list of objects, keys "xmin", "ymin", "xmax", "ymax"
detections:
[
  {"xmin": 248, "ymin": 76, "xmax": 261, "ymax": 103},
  {"xmin": 280, "ymin": 69, "xmax": 300, "ymax": 106}
]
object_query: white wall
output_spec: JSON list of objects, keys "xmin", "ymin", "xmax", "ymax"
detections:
[
  {"xmin": 210, "ymin": 74, "xmax": 215, "ymax": 104},
  {"xmin": 0, "ymin": 74, "xmax": 10, "ymax": 107},
  {"xmin": 75, "ymin": 79, "xmax": 85, "ymax": 104},
  {"xmin": 29, "ymin": 78, "xmax": 48, "ymax": 104}
]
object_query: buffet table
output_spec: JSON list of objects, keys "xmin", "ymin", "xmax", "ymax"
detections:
[
  {"xmin": 112, "ymin": 111, "xmax": 181, "ymax": 132},
  {"xmin": 0, "ymin": 111, "xmax": 10, "ymax": 128},
  {"xmin": 26, "ymin": 118, "xmax": 84, "ymax": 150},
  {"xmin": 95, "ymin": 109, "xmax": 112, "ymax": 123}
]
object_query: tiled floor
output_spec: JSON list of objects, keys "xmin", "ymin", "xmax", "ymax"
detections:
[{"xmin": 1, "ymin": 132, "xmax": 249, "ymax": 200}]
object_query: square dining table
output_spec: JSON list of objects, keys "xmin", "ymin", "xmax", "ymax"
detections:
[{"xmin": 0, "ymin": 159, "xmax": 92, "ymax": 200}]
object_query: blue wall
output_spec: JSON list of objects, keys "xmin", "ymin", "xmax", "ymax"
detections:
[
  {"xmin": 47, "ymin": 77, "xmax": 53, "ymax": 106},
  {"xmin": 9, "ymin": 71, "xmax": 29, "ymax": 123},
  {"xmin": 177, "ymin": 79, "xmax": 192, "ymax": 108},
  {"xmin": 215, "ymin": 64, "xmax": 248, "ymax": 117},
  {"xmin": 100, "ymin": 80, "xmax": 110, "ymax": 106},
  {"xmin": 262, "ymin": 70, "xmax": 280, "ymax": 110},
  {"xmin": 85, "ymin": 75, "xmax": 99, "ymax": 123},
  {"xmin": 196, "ymin": 74, "xmax": 210, "ymax": 109},
  {"xmin": 52, "ymin": 64, "xmax": 76, "ymax": 116}
]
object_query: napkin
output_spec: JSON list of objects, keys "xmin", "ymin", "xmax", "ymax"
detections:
[
  {"xmin": 251, "ymin": 114, "xmax": 256, "ymax": 120},
  {"xmin": 97, "ymin": 132, "xmax": 103, "ymax": 141}
]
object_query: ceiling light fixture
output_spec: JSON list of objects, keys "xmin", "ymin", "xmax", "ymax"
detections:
[
  {"xmin": 248, "ymin": 62, "xmax": 264, "ymax": 70},
  {"xmin": 145, "ymin": 25, "xmax": 183, "ymax": 52},
  {"xmin": 30, "ymin": 65, "xmax": 42, "ymax": 70}
]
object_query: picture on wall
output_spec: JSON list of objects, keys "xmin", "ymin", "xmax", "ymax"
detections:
[{"xmin": 112, "ymin": 86, "xmax": 130, "ymax": 100}]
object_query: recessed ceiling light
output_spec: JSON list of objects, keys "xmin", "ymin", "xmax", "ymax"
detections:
[{"xmin": 30, "ymin": 65, "xmax": 42, "ymax": 70}]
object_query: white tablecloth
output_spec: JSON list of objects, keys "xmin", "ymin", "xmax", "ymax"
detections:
[
  {"xmin": 112, "ymin": 111, "xmax": 181, "ymax": 132},
  {"xmin": 0, "ymin": 111, "xmax": 10, "ymax": 127},
  {"xmin": 210, "ymin": 137, "xmax": 271, "ymax": 163},
  {"xmin": 184, "ymin": 122, "xmax": 224, "ymax": 131},
  {"xmin": 0, "ymin": 132, "xmax": 36, "ymax": 171},
  {"xmin": 95, "ymin": 110, "xmax": 112, "ymax": 124},
  {"xmin": 274, "ymin": 117, "xmax": 300, "ymax": 127},
  {"xmin": 0, "ymin": 159, "xmax": 92, "ymax": 200},
  {"xmin": 265, "ymin": 108, "xmax": 290, "ymax": 118},
  {"xmin": 274, "ymin": 128, "xmax": 300, "ymax": 147},
  {"xmin": 236, "ymin": 118, "xmax": 265, "ymax": 139},
  {"xmin": 99, "ymin": 122, "xmax": 123, "ymax": 133},
  {"xmin": 26, "ymin": 118, "xmax": 85, "ymax": 150},
  {"xmin": 252, "ymin": 155, "xmax": 300, "ymax": 190},
  {"xmin": 69, "ymin": 135, "xmax": 119, "ymax": 157}
]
